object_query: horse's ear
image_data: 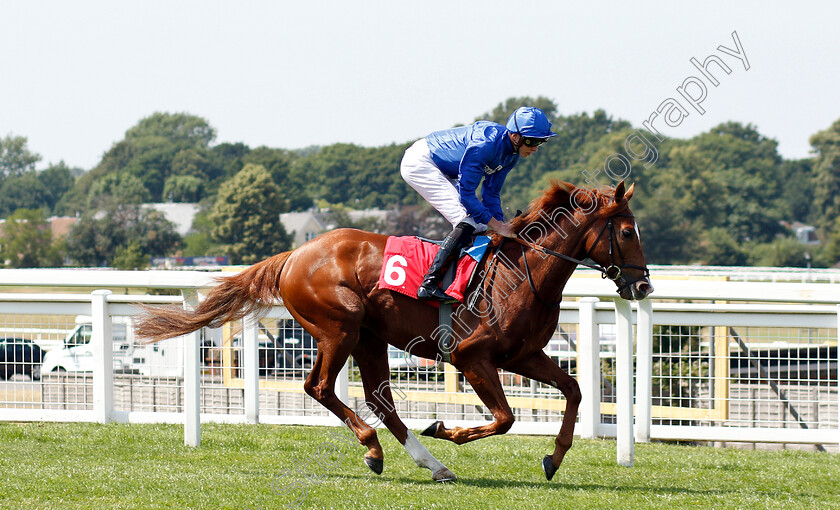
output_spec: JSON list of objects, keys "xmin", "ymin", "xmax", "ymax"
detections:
[
  {"xmin": 624, "ymin": 182, "xmax": 635, "ymax": 201},
  {"xmin": 613, "ymin": 181, "xmax": 626, "ymax": 203},
  {"xmin": 556, "ymin": 180, "xmax": 574, "ymax": 194}
]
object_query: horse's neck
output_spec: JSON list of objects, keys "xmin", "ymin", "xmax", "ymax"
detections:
[{"xmin": 516, "ymin": 217, "xmax": 592, "ymax": 305}]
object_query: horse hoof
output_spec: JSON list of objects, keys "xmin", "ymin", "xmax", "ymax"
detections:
[
  {"xmin": 542, "ymin": 455, "xmax": 558, "ymax": 481},
  {"xmin": 432, "ymin": 467, "xmax": 457, "ymax": 482},
  {"xmin": 421, "ymin": 421, "xmax": 442, "ymax": 438},
  {"xmin": 364, "ymin": 456, "xmax": 383, "ymax": 475}
]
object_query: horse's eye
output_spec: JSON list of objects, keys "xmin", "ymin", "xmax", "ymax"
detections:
[{"xmin": 621, "ymin": 229, "xmax": 634, "ymax": 239}]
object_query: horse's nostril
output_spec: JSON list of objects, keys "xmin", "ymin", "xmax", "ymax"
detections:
[{"xmin": 636, "ymin": 281, "xmax": 652, "ymax": 296}]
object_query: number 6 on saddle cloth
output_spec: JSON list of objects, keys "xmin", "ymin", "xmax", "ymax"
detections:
[{"xmin": 378, "ymin": 235, "xmax": 492, "ymax": 306}]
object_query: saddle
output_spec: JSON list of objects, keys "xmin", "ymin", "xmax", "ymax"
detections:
[{"xmin": 378, "ymin": 235, "xmax": 491, "ymax": 306}]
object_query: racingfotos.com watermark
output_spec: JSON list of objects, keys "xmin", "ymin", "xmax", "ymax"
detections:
[
  {"xmin": 402, "ymin": 29, "xmax": 751, "ymax": 377},
  {"xmin": 584, "ymin": 30, "xmax": 749, "ymax": 191},
  {"xmin": 248, "ymin": 29, "xmax": 750, "ymax": 510}
]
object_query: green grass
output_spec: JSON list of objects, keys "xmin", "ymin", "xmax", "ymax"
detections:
[{"xmin": 1, "ymin": 422, "xmax": 838, "ymax": 509}]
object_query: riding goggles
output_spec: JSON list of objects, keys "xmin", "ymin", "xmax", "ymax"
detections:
[{"xmin": 522, "ymin": 137, "xmax": 548, "ymax": 147}]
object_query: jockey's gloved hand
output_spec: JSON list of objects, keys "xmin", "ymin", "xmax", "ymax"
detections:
[{"xmin": 488, "ymin": 218, "xmax": 516, "ymax": 238}]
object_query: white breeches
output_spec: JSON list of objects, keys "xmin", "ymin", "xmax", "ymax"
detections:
[{"xmin": 400, "ymin": 139, "xmax": 484, "ymax": 231}]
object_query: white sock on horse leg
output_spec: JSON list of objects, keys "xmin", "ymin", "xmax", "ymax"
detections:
[{"xmin": 402, "ymin": 431, "xmax": 447, "ymax": 472}]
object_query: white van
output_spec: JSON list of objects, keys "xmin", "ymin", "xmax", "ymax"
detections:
[{"xmin": 41, "ymin": 316, "xmax": 183, "ymax": 377}]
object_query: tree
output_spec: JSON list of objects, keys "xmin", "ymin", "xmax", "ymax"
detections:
[
  {"xmin": 298, "ymin": 144, "xmax": 354, "ymax": 205},
  {"xmin": 820, "ymin": 216, "xmax": 840, "ymax": 267},
  {"xmin": 696, "ymin": 227, "xmax": 748, "ymax": 266},
  {"xmin": 131, "ymin": 208, "xmax": 182, "ymax": 258},
  {"xmin": 244, "ymin": 146, "xmax": 312, "ymax": 210},
  {"xmin": 810, "ymin": 118, "xmax": 840, "ymax": 231},
  {"xmin": 478, "ymin": 96, "xmax": 559, "ymax": 126},
  {"xmin": 37, "ymin": 101, "xmax": 840, "ymax": 267},
  {"xmin": 65, "ymin": 205, "xmax": 180, "ymax": 267},
  {"xmin": 125, "ymin": 112, "xmax": 216, "ymax": 147},
  {"xmin": 0, "ymin": 162, "xmax": 77, "ymax": 218},
  {"xmin": 65, "ymin": 112, "xmax": 219, "ymax": 204},
  {"xmin": 748, "ymin": 237, "xmax": 815, "ymax": 268},
  {"xmin": 0, "ymin": 172, "xmax": 49, "ymax": 217},
  {"xmin": 209, "ymin": 164, "xmax": 291, "ymax": 264},
  {"xmin": 316, "ymin": 202, "xmax": 387, "ymax": 234},
  {"xmin": 163, "ymin": 175, "xmax": 204, "ymax": 203},
  {"xmin": 776, "ymin": 158, "xmax": 814, "ymax": 222},
  {"xmin": 0, "ymin": 134, "xmax": 41, "ymax": 182},
  {"xmin": 87, "ymin": 173, "xmax": 152, "ymax": 209},
  {"xmin": 636, "ymin": 191, "xmax": 697, "ymax": 264},
  {"xmin": 65, "ymin": 213, "xmax": 112, "ymax": 266},
  {"xmin": 210, "ymin": 142, "xmax": 251, "ymax": 182},
  {"xmin": 182, "ymin": 208, "xmax": 216, "ymax": 257},
  {"xmin": 291, "ymin": 142, "xmax": 410, "ymax": 210},
  {"xmin": 54, "ymin": 174, "xmax": 94, "ymax": 217},
  {"xmin": 0, "ymin": 135, "xmax": 45, "ymax": 216},
  {"xmin": 0, "ymin": 208, "xmax": 63, "ymax": 268},
  {"xmin": 38, "ymin": 161, "xmax": 76, "ymax": 213},
  {"xmin": 111, "ymin": 241, "xmax": 148, "ymax": 270},
  {"xmin": 693, "ymin": 122, "xmax": 785, "ymax": 243}
]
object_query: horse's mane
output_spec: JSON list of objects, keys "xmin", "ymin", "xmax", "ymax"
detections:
[{"xmin": 489, "ymin": 180, "xmax": 625, "ymax": 247}]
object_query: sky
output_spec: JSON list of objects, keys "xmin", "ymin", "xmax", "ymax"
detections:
[{"xmin": 2, "ymin": 1, "xmax": 839, "ymax": 171}]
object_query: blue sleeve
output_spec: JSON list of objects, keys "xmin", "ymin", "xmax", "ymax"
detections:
[
  {"xmin": 457, "ymin": 145, "xmax": 495, "ymax": 224},
  {"xmin": 481, "ymin": 169, "xmax": 510, "ymax": 222}
]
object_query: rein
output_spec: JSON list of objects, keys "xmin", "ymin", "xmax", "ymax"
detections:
[{"xmin": 507, "ymin": 213, "xmax": 650, "ymax": 305}]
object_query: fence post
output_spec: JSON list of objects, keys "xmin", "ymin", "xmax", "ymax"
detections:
[
  {"xmin": 578, "ymin": 297, "xmax": 600, "ymax": 439},
  {"xmin": 325, "ymin": 360, "xmax": 351, "ymax": 427},
  {"xmin": 614, "ymin": 298, "xmax": 634, "ymax": 467},
  {"xmin": 184, "ymin": 295, "xmax": 201, "ymax": 447},
  {"xmin": 244, "ymin": 316, "xmax": 260, "ymax": 424},
  {"xmin": 635, "ymin": 299, "xmax": 653, "ymax": 443},
  {"xmin": 92, "ymin": 290, "xmax": 113, "ymax": 424},
  {"xmin": 336, "ymin": 359, "xmax": 350, "ymax": 416}
]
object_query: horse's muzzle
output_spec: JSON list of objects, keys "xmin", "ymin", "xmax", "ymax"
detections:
[
  {"xmin": 632, "ymin": 277, "xmax": 653, "ymax": 300},
  {"xmin": 618, "ymin": 277, "xmax": 653, "ymax": 301}
]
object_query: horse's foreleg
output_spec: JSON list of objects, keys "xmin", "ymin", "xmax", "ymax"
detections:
[
  {"xmin": 351, "ymin": 337, "xmax": 456, "ymax": 482},
  {"xmin": 503, "ymin": 352, "xmax": 581, "ymax": 481},
  {"xmin": 423, "ymin": 360, "xmax": 515, "ymax": 445}
]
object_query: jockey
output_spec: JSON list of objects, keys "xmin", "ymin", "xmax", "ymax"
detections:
[{"xmin": 400, "ymin": 106, "xmax": 557, "ymax": 302}]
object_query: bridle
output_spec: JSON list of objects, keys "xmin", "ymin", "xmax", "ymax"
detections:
[{"xmin": 508, "ymin": 213, "xmax": 650, "ymax": 306}]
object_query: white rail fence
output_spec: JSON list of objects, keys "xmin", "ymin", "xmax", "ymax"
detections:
[{"xmin": 1, "ymin": 269, "xmax": 838, "ymax": 466}]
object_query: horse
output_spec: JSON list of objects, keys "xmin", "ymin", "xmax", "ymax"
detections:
[{"xmin": 135, "ymin": 180, "xmax": 652, "ymax": 482}]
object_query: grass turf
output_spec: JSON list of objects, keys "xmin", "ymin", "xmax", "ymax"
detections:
[{"xmin": 1, "ymin": 422, "xmax": 838, "ymax": 509}]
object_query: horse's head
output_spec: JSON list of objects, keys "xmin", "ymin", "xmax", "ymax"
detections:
[
  {"xmin": 511, "ymin": 180, "xmax": 653, "ymax": 300},
  {"xmin": 582, "ymin": 181, "xmax": 653, "ymax": 300}
]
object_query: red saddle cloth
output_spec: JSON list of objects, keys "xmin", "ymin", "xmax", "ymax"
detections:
[{"xmin": 378, "ymin": 235, "xmax": 490, "ymax": 305}]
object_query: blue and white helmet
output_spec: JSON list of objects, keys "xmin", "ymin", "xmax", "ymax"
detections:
[{"xmin": 506, "ymin": 107, "xmax": 557, "ymax": 139}]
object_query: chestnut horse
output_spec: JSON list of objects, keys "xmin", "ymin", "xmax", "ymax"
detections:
[{"xmin": 136, "ymin": 180, "xmax": 652, "ymax": 482}]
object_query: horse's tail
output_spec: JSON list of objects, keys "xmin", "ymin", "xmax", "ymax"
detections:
[{"xmin": 135, "ymin": 251, "xmax": 294, "ymax": 343}]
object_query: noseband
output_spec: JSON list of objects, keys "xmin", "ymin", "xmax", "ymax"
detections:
[
  {"xmin": 583, "ymin": 214, "xmax": 650, "ymax": 292},
  {"xmin": 510, "ymin": 213, "xmax": 650, "ymax": 305}
]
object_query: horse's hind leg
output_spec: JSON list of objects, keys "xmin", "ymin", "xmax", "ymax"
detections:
[
  {"xmin": 351, "ymin": 334, "xmax": 456, "ymax": 482},
  {"xmin": 296, "ymin": 319, "xmax": 386, "ymax": 474},
  {"xmin": 503, "ymin": 351, "xmax": 581, "ymax": 481}
]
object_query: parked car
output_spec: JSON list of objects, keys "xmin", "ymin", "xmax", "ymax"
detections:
[
  {"xmin": 267, "ymin": 320, "xmax": 317, "ymax": 373},
  {"xmin": 387, "ymin": 345, "xmax": 440, "ymax": 379},
  {"xmin": 41, "ymin": 316, "xmax": 183, "ymax": 377},
  {"xmin": 0, "ymin": 337, "xmax": 45, "ymax": 380},
  {"xmin": 228, "ymin": 320, "xmax": 318, "ymax": 377}
]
